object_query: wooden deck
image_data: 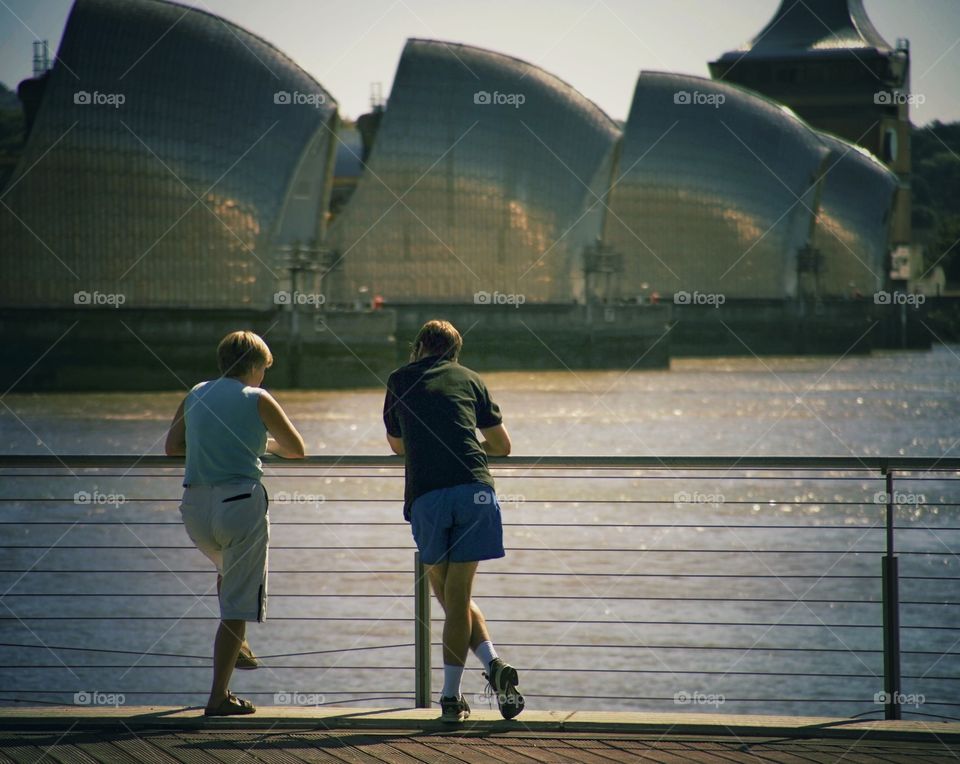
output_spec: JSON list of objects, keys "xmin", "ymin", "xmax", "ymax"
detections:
[{"xmin": 1, "ymin": 707, "xmax": 958, "ymax": 762}]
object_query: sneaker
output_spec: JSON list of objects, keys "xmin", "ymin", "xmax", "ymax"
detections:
[
  {"xmin": 483, "ymin": 658, "xmax": 524, "ymax": 719},
  {"xmin": 439, "ymin": 694, "xmax": 470, "ymax": 723}
]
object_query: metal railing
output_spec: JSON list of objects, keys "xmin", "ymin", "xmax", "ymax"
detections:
[{"xmin": 1, "ymin": 455, "xmax": 958, "ymax": 720}]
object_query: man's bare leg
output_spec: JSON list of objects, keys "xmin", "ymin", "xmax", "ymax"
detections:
[
  {"xmin": 425, "ymin": 561, "xmax": 478, "ymax": 721},
  {"xmin": 426, "ymin": 561, "xmax": 478, "ymax": 666},
  {"xmin": 426, "ymin": 559, "xmax": 524, "ymax": 719},
  {"xmin": 426, "ymin": 563, "xmax": 490, "ymax": 651}
]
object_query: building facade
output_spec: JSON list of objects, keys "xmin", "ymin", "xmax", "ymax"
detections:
[
  {"xmin": 709, "ymin": 0, "xmax": 911, "ymax": 249},
  {"xmin": 324, "ymin": 38, "xmax": 622, "ymax": 305},
  {"xmin": 0, "ymin": 0, "xmax": 337, "ymax": 310},
  {"xmin": 603, "ymin": 71, "xmax": 831, "ymax": 301},
  {"xmin": 809, "ymin": 133, "xmax": 899, "ymax": 298}
]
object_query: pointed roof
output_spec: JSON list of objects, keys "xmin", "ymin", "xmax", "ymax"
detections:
[{"xmin": 715, "ymin": 0, "xmax": 894, "ymax": 61}]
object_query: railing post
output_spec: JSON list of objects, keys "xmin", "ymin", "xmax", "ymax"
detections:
[
  {"xmin": 881, "ymin": 466, "xmax": 902, "ymax": 720},
  {"xmin": 414, "ymin": 551, "xmax": 432, "ymax": 708}
]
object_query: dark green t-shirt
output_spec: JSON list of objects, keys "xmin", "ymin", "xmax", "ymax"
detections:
[{"xmin": 383, "ymin": 356, "xmax": 503, "ymax": 521}]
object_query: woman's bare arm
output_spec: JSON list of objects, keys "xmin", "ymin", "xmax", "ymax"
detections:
[
  {"xmin": 258, "ymin": 392, "xmax": 305, "ymax": 459},
  {"xmin": 164, "ymin": 398, "xmax": 187, "ymax": 456}
]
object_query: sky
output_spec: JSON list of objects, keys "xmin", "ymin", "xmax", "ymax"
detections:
[{"xmin": 0, "ymin": 0, "xmax": 958, "ymax": 125}]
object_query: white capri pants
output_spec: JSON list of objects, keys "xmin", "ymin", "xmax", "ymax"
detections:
[{"xmin": 179, "ymin": 481, "xmax": 269, "ymax": 622}]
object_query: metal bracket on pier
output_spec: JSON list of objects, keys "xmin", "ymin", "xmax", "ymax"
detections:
[
  {"xmin": 414, "ymin": 551, "xmax": 432, "ymax": 708},
  {"xmin": 881, "ymin": 465, "xmax": 902, "ymax": 720}
]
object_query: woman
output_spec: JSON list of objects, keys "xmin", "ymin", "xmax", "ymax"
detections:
[{"xmin": 165, "ymin": 330, "xmax": 304, "ymax": 716}]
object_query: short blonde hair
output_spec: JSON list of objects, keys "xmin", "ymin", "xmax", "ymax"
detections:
[
  {"xmin": 412, "ymin": 319, "xmax": 462, "ymax": 362},
  {"xmin": 217, "ymin": 331, "xmax": 273, "ymax": 378}
]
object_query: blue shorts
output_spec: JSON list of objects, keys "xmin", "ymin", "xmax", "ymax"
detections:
[{"xmin": 410, "ymin": 482, "xmax": 505, "ymax": 565}]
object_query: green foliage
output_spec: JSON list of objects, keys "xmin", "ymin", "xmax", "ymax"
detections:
[
  {"xmin": 0, "ymin": 82, "xmax": 24, "ymax": 192},
  {"xmin": 0, "ymin": 81, "xmax": 18, "ymax": 110},
  {"xmin": 0, "ymin": 108, "xmax": 24, "ymax": 150},
  {"xmin": 926, "ymin": 214, "xmax": 960, "ymax": 282},
  {"xmin": 912, "ymin": 121, "xmax": 960, "ymax": 282}
]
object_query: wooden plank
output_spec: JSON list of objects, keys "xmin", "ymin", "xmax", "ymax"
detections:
[
  {"xmin": 0, "ymin": 726, "xmax": 958, "ymax": 763},
  {"xmin": 111, "ymin": 733, "xmax": 221, "ymax": 764}
]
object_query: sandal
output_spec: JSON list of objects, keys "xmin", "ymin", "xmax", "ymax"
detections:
[
  {"xmin": 204, "ymin": 692, "xmax": 256, "ymax": 717},
  {"xmin": 235, "ymin": 645, "xmax": 261, "ymax": 670}
]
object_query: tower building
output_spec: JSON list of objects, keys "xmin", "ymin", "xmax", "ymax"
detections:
[{"xmin": 709, "ymin": 0, "xmax": 911, "ymax": 249}]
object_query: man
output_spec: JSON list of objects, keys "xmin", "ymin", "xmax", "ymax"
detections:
[
  {"xmin": 383, "ymin": 319, "xmax": 523, "ymax": 723},
  {"xmin": 165, "ymin": 331, "xmax": 305, "ymax": 716}
]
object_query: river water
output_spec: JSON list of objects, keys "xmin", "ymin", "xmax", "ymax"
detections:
[{"xmin": 1, "ymin": 348, "xmax": 958, "ymax": 719}]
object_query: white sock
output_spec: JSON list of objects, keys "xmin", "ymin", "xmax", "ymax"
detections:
[
  {"xmin": 474, "ymin": 640, "xmax": 498, "ymax": 669},
  {"xmin": 442, "ymin": 664, "xmax": 464, "ymax": 699}
]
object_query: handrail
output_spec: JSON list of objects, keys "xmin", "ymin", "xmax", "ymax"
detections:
[
  {"xmin": 1, "ymin": 454, "xmax": 957, "ymax": 720},
  {"xmin": 2, "ymin": 454, "xmax": 960, "ymax": 469}
]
